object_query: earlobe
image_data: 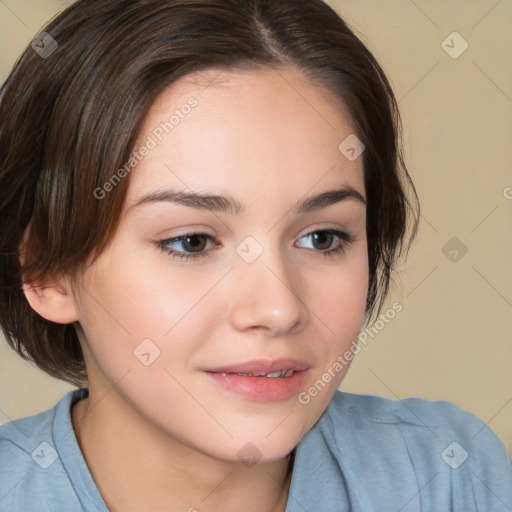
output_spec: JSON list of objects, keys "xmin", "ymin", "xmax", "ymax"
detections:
[{"xmin": 22, "ymin": 276, "xmax": 79, "ymax": 325}]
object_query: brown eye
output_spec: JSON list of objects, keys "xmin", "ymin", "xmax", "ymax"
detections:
[
  {"xmin": 296, "ymin": 229, "xmax": 354, "ymax": 257},
  {"xmin": 179, "ymin": 234, "xmax": 209, "ymax": 253},
  {"xmin": 310, "ymin": 231, "xmax": 335, "ymax": 251},
  {"xmin": 156, "ymin": 232, "xmax": 216, "ymax": 261}
]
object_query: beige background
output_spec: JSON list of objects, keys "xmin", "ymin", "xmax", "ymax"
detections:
[{"xmin": 0, "ymin": 0, "xmax": 511, "ymax": 455}]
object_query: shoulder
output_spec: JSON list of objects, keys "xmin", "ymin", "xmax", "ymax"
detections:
[
  {"xmin": 0, "ymin": 390, "xmax": 85, "ymax": 511},
  {"xmin": 326, "ymin": 389, "xmax": 493, "ymax": 431},
  {"xmin": 324, "ymin": 390, "xmax": 508, "ymax": 450},
  {"xmin": 323, "ymin": 390, "xmax": 511, "ymax": 463},
  {"xmin": 0, "ymin": 402, "xmax": 56, "ymax": 473},
  {"xmin": 302, "ymin": 391, "xmax": 512, "ymax": 510}
]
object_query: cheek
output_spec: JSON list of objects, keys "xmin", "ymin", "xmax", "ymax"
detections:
[
  {"xmin": 74, "ymin": 249, "xmax": 218, "ymax": 376},
  {"xmin": 309, "ymin": 244, "xmax": 368, "ymax": 384},
  {"xmin": 293, "ymin": 259, "xmax": 368, "ymax": 444},
  {"xmin": 323, "ymin": 266, "xmax": 367, "ymax": 321},
  {"xmin": 321, "ymin": 244, "xmax": 369, "ymax": 334}
]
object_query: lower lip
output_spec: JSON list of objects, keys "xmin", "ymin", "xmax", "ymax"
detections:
[{"xmin": 204, "ymin": 370, "xmax": 310, "ymax": 402}]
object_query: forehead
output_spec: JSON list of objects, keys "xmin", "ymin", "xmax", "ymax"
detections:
[{"xmin": 125, "ymin": 66, "xmax": 364, "ymax": 209}]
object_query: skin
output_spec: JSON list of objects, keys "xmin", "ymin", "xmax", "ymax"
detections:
[{"xmin": 24, "ymin": 65, "xmax": 368, "ymax": 512}]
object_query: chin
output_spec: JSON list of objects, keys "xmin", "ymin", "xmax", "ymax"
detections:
[{"xmin": 222, "ymin": 431, "xmax": 301, "ymax": 466}]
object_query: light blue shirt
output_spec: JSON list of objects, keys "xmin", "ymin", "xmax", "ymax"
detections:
[{"xmin": 1, "ymin": 388, "xmax": 511, "ymax": 511}]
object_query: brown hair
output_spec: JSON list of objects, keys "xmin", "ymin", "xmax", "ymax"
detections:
[{"xmin": 0, "ymin": 0, "xmax": 419, "ymax": 387}]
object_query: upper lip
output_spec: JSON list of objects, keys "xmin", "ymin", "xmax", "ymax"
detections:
[{"xmin": 205, "ymin": 358, "xmax": 310, "ymax": 374}]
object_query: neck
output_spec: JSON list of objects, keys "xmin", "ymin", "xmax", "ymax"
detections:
[{"xmin": 71, "ymin": 389, "xmax": 294, "ymax": 512}]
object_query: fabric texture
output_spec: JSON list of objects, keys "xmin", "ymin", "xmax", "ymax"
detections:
[{"xmin": 1, "ymin": 388, "xmax": 511, "ymax": 511}]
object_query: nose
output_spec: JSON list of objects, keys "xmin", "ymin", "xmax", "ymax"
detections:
[{"xmin": 228, "ymin": 242, "xmax": 309, "ymax": 336}]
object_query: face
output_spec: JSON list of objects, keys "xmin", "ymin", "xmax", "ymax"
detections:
[{"xmin": 72, "ymin": 66, "xmax": 368, "ymax": 463}]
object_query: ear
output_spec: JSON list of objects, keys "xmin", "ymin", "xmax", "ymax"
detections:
[
  {"xmin": 19, "ymin": 225, "xmax": 79, "ymax": 325},
  {"xmin": 21, "ymin": 275, "xmax": 79, "ymax": 325}
]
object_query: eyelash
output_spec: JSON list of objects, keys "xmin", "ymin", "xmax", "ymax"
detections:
[{"xmin": 155, "ymin": 228, "xmax": 355, "ymax": 262}]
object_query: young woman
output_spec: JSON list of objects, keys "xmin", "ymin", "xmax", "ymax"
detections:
[{"xmin": 0, "ymin": 1, "xmax": 510, "ymax": 510}]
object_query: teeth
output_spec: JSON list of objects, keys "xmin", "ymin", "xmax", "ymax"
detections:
[
  {"xmin": 264, "ymin": 371, "xmax": 284, "ymax": 378},
  {"xmin": 231, "ymin": 369, "xmax": 295, "ymax": 378}
]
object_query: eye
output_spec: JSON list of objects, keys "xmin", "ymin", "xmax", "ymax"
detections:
[
  {"xmin": 156, "ymin": 232, "xmax": 216, "ymax": 261},
  {"xmin": 296, "ymin": 229, "xmax": 354, "ymax": 257},
  {"xmin": 155, "ymin": 228, "xmax": 355, "ymax": 262}
]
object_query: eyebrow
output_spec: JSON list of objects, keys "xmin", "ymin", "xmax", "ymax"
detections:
[{"xmin": 130, "ymin": 184, "xmax": 366, "ymax": 215}]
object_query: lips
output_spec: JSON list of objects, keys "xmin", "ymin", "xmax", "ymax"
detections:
[
  {"xmin": 205, "ymin": 358, "xmax": 310, "ymax": 377},
  {"xmin": 204, "ymin": 359, "xmax": 310, "ymax": 401}
]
